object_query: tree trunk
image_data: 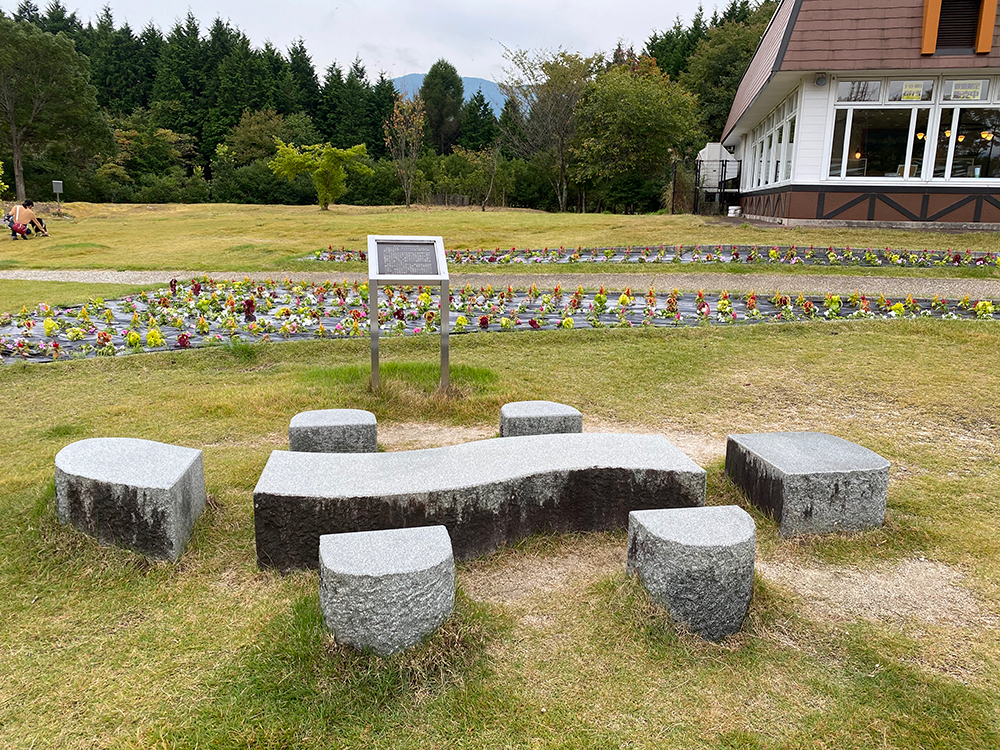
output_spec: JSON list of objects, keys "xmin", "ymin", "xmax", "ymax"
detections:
[{"xmin": 12, "ymin": 131, "xmax": 25, "ymax": 201}]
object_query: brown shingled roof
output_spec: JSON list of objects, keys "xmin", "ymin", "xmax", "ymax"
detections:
[
  {"xmin": 722, "ymin": 0, "xmax": 800, "ymax": 143},
  {"xmin": 723, "ymin": 0, "xmax": 1000, "ymax": 143}
]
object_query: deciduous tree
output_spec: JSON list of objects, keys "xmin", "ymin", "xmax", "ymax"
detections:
[
  {"xmin": 574, "ymin": 58, "xmax": 702, "ymax": 183},
  {"xmin": 0, "ymin": 16, "xmax": 109, "ymax": 200},
  {"xmin": 383, "ymin": 95, "xmax": 424, "ymax": 207},
  {"xmin": 499, "ymin": 47, "xmax": 601, "ymax": 212},
  {"xmin": 268, "ymin": 140, "xmax": 372, "ymax": 209},
  {"xmin": 680, "ymin": 3, "xmax": 776, "ymax": 140}
]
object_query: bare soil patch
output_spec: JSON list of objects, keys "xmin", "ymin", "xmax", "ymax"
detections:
[
  {"xmin": 758, "ymin": 558, "xmax": 994, "ymax": 627},
  {"xmin": 460, "ymin": 535, "xmax": 624, "ymax": 607},
  {"xmin": 377, "ymin": 422, "xmax": 496, "ymax": 451}
]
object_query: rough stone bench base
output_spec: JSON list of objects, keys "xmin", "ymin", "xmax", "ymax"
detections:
[
  {"xmin": 254, "ymin": 433, "xmax": 706, "ymax": 571},
  {"xmin": 499, "ymin": 401, "xmax": 583, "ymax": 437},
  {"xmin": 320, "ymin": 525, "xmax": 454, "ymax": 656},
  {"xmin": 726, "ymin": 431, "xmax": 889, "ymax": 536},
  {"xmin": 289, "ymin": 409, "xmax": 377, "ymax": 453},
  {"xmin": 55, "ymin": 438, "xmax": 206, "ymax": 561},
  {"xmin": 627, "ymin": 505, "xmax": 755, "ymax": 641}
]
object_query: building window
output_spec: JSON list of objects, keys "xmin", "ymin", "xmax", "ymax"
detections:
[
  {"xmin": 922, "ymin": 0, "xmax": 997, "ymax": 54},
  {"xmin": 934, "ymin": 107, "xmax": 1000, "ymax": 176},
  {"xmin": 830, "ymin": 109, "xmax": 922, "ymax": 178},
  {"xmin": 827, "ymin": 75, "xmax": 1000, "ymax": 181},
  {"xmin": 943, "ymin": 78, "xmax": 990, "ymax": 100},
  {"xmin": 743, "ymin": 92, "xmax": 797, "ymax": 190}
]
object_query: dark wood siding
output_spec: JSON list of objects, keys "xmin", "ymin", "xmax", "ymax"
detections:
[{"xmin": 742, "ymin": 184, "xmax": 1000, "ymax": 222}]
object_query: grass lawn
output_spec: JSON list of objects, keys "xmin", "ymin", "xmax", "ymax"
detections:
[
  {"xmin": 1, "ymin": 322, "xmax": 998, "ymax": 749},
  {"xmin": 3, "ymin": 202, "xmax": 1000, "ymax": 273}
]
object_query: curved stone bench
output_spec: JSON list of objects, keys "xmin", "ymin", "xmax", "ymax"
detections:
[
  {"xmin": 55, "ymin": 438, "xmax": 206, "ymax": 561},
  {"xmin": 254, "ymin": 433, "xmax": 706, "ymax": 571},
  {"xmin": 499, "ymin": 400, "xmax": 583, "ymax": 437},
  {"xmin": 627, "ymin": 505, "xmax": 755, "ymax": 641},
  {"xmin": 289, "ymin": 409, "xmax": 377, "ymax": 453},
  {"xmin": 320, "ymin": 525, "xmax": 454, "ymax": 656},
  {"xmin": 725, "ymin": 431, "xmax": 889, "ymax": 536}
]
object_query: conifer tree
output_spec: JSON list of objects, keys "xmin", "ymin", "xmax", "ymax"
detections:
[
  {"xmin": 420, "ymin": 59, "xmax": 463, "ymax": 154},
  {"xmin": 288, "ymin": 39, "xmax": 321, "ymax": 115},
  {"xmin": 458, "ymin": 89, "xmax": 498, "ymax": 151}
]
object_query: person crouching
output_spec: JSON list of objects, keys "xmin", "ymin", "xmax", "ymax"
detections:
[{"xmin": 7, "ymin": 200, "xmax": 49, "ymax": 239}]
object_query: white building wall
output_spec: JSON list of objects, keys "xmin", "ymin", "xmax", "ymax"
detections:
[{"xmin": 790, "ymin": 77, "xmax": 830, "ymax": 183}]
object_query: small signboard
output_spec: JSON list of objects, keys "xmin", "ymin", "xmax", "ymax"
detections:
[
  {"xmin": 367, "ymin": 235, "xmax": 450, "ymax": 392},
  {"xmin": 52, "ymin": 180, "xmax": 63, "ymax": 194}
]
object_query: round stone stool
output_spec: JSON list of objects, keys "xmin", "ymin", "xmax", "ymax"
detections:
[
  {"xmin": 626, "ymin": 505, "xmax": 755, "ymax": 641},
  {"xmin": 289, "ymin": 409, "xmax": 376, "ymax": 453},
  {"xmin": 319, "ymin": 525, "xmax": 455, "ymax": 656}
]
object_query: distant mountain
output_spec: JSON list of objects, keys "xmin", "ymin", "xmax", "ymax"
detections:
[{"xmin": 392, "ymin": 74, "xmax": 505, "ymax": 117}]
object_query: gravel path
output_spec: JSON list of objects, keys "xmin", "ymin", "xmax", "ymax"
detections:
[{"xmin": 1, "ymin": 268, "xmax": 998, "ymax": 298}]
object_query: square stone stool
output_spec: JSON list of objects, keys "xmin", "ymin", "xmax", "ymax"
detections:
[
  {"xmin": 726, "ymin": 431, "xmax": 889, "ymax": 536},
  {"xmin": 499, "ymin": 400, "xmax": 582, "ymax": 437},
  {"xmin": 289, "ymin": 409, "xmax": 377, "ymax": 453},
  {"xmin": 319, "ymin": 525, "xmax": 455, "ymax": 656},
  {"xmin": 627, "ymin": 505, "xmax": 756, "ymax": 641}
]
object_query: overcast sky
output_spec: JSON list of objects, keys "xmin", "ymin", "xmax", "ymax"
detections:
[{"xmin": 25, "ymin": 0, "xmax": 705, "ymax": 81}]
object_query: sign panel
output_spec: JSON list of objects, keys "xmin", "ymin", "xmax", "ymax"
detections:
[
  {"xmin": 899, "ymin": 82, "xmax": 926, "ymax": 101},
  {"xmin": 367, "ymin": 235, "xmax": 449, "ymax": 393},
  {"xmin": 945, "ymin": 80, "xmax": 987, "ymax": 101},
  {"xmin": 376, "ymin": 241, "xmax": 439, "ymax": 276},
  {"xmin": 52, "ymin": 180, "xmax": 63, "ymax": 194}
]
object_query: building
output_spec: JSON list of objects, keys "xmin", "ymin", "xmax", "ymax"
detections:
[{"xmin": 722, "ymin": 0, "xmax": 1000, "ymax": 226}]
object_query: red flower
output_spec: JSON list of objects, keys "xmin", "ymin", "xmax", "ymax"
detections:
[
  {"xmin": 528, "ymin": 318, "xmax": 540, "ymax": 329},
  {"xmin": 478, "ymin": 315, "xmax": 490, "ymax": 329}
]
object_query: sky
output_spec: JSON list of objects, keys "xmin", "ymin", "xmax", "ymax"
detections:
[{"xmin": 28, "ymin": 0, "xmax": 704, "ymax": 81}]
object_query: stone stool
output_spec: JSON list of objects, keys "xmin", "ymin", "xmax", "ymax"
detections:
[
  {"xmin": 726, "ymin": 431, "xmax": 889, "ymax": 536},
  {"xmin": 627, "ymin": 505, "xmax": 756, "ymax": 641},
  {"xmin": 499, "ymin": 400, "xmax": 582, "ymax": 437},
  {"xmin": 55, "ymin": 437, "xmax": 206, "ymax": 561},
  {"xmin": 319, "ymin": 525, "xmax": 455, "ymax": 656},
  {"xmin": 289, "ymin": 409, "xmax": 377, "ymax": 453}
]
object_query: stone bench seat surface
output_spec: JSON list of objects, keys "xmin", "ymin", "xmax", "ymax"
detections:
[
  {"xmin": 500, "ymin": 400, "xmax": 583, "ymax": 437},
  {"xmin": 320, "ymin": 525, "xmax": 455, "ymax": 656},
  {"xmin": 727, "ymin": 432, "xmax": 890, "ymax": 475},
  {"xmin": 726, "ymin": 431, "xmax": 889, "ymax": 536},
  {"xmin": 55, "ymin": 437, "xmax": 206, "ymax": 561},
  {"xmin": 55, "ymin": 437, "xmax": 202, "ymax": 490},
  {"xmin": 255, "ymin": 432, "xmax": 707, "ymax": 570},
  {"xmin": 290, "ymin": 408, "xmax": 376, "ymax": 430},
  {"xmin": 289, "ymin": 408, "xmax": 377, "ymax": 453},
  {"xmin": 627, "ymin": 505, "xmax": 756, "ymax": 641}
]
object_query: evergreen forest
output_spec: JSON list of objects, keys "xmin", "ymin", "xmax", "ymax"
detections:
[{"xmin": 0, "ymin": 1, "xmax": 775, "ymax": 213}]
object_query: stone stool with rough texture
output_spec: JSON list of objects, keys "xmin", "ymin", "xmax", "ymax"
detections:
[
  {"xmin": 289, "ymin": 409, "xmax": 377, "ymax": 453},
  {"xmin": 726, "ymin": 431, "xmax": 889, "ymax": 536},
  {"xmin": 55, "ymin": 437, "xmax": 206, "ymax": 561},
  {"xmin": 499, "ymin": 400, "xmax": 583, "ymax": 437},
  {"xmin": 319, "ymin": 525, "xmax": 455, "ymax": 656},
  {"xmin": 627, "ymin": 505, "xmax": 756, "ymax": 641}
]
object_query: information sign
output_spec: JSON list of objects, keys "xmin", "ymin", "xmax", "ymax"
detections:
[
  {"xmin": 376, "ymin": 241, "xmax": 439, "ymax": 276},
  {"xmin": 367, "ymin": 235, "xmax": 450, "ymax": 392}
]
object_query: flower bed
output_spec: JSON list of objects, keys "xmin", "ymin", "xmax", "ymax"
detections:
[
  {"xmin": 1, "ymin": 277, "xmax": 997, "ymax": 363},
  {"xmin": 311, "ymin": 244, "xmax": 1000, "ymax": 268}
]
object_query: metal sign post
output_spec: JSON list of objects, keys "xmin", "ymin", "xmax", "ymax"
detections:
[
  {"xmin": 367, "ymin": 235, "xmax": 450, "ymax": 393},
  {"xmin": 52, "ymin": 180, "xmax": 63, "ymax": 214}
]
